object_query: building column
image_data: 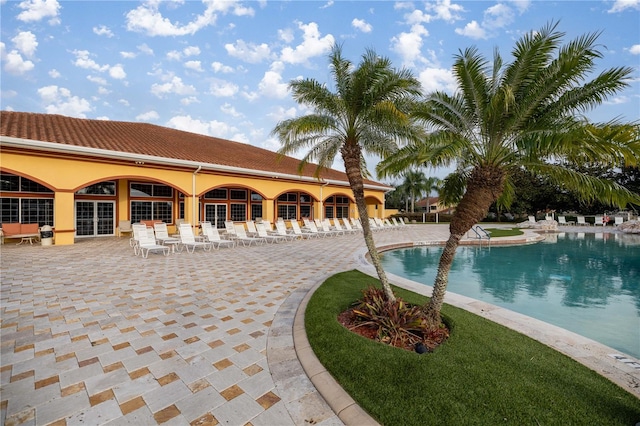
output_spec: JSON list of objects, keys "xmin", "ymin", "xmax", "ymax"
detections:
[
  {"xmin": 117, "ymin": 179, "xmax": 129, "ymax": 221},
  {"xmin": 263, "ymin": 198, "xmax": 274, "ymax": 222},
  {"xmin": 54, "ymin": 190, "xmax": 76, "ymax": 245},
  {"xmin": 314, "ymin": 200, "xmax": 322, "ymax": 220},
  {"xmin": 183, "ymin": 196, "xmax": 199, "ymax": 226}
]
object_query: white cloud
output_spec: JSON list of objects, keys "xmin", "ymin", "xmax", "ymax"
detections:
[
  {"xmin": 629, "ymin": 44, "xmax": 640, "ymax": 55},
  {"xmin": 72, "ymin": 50, "xmax": 109, "ymax": 71},
  {"xmin": 37, "ymin": 85, "xmax": 92, "ymax": 117},
  {"xmin": 125, "ymin": 0, "xmax": 254, "ymax": 37},
  {"xmin": 505, "ymin": 0, "xmax": 531, "ymax": 14},
  {"xmin": 48, "ymin": 68, "xmax": 60, "ymax": 78},
  {"xmin": 12, "ymin": 31, "xmax": 38, "ymax": 57},
  {"xmin": 93, "ymin": 25, "xmax": 114, "ymax": 38},
  {"xmin": 483, "ymin": 3, "xmax": 515, "ymax": 30},
  {"xmin": 17, "ymin": 0, "xmax": 61, "ymax": 24},
  {"xmin": 118, "ymin": 99, "xmax": 130, "ymax": 106},
  {"xmin": 225, "ymin": 40, "xmax": 271, "ymax": 63},
  {"xmin": 150, "ymin": 76, "xmax": 196, "ymax": 98},
  {"xmin": 267, "ymin": 105, "xmax": 297, "ymax": 121},
  {"xmin": 166, "ymin": 50, "xmax": 182, "ymax": 61},
  {"xmin": 180, "ymin": 96, "xmax": 200, "ymax": 105},
  {"xmin": 137, "ymin": 43, "xmax": 154, "ymax": 55},
  {"xmin": 280, "ymin": 21, "xmax": 334, "ymax": 65},
  {"xmin": 209, "ymin": 79, "xmax": 239, "ymax": 97},
  {"xmin": 185, "ymin": 60, "xmax": 203, "ymax": 72},
  {"xmin": 97, "ymin": 86, "xmax": 110, "ymax": 95},
  {"xmin": 183, "ymin": 46, "xmax": 201, "ymax": 56},
  {"xmin": 109, "ymin": 64, "xmax": 126, "ymax": 79},
  {"xmin": 121, "ymin": 51, "xmax": 137, "ymax": 59},
  {"xmin": 352, "ymin": 18, "xmax": 372, "ymax": 33},
  {"xmin": 136, "ymin": 110, "xmax": 159, "ymax": 121},
  {"xmin": 165, "ymin": 114, "xmax": 241, "ymax": 139},
  {"xmin": 391, "ymin": 24, "xmax": 429, "ymax": 67},
  {"xmin": 278, "ymin": 28, "xmax": 294, "ymax": 43},
  {"xmin": 1, "ymin": 42, "xmax": 35, "ymax": 75},
  {"xmin": 221, "ymin": 103, "xmax": 243, "ymax": 117},
  {"xmin": 608, "ymin": 0, "xmax": 640, "ymax": 13},
  {"xmin": 258, "ymin": 61, "xmax": 289, "ymax": 99},
  {"xmin": 455, "ymin": 20, "xmax": 487, "ymax": 39},
  {"xmin": 241, "ymin": 90, "xmax": 259, "ymax": 102},
  {"xmin": 604, "ymin": 95, "xmax": 629, "ymax": 105},
  {"xmin": 425, "ymin": 0, "xmax": 464, "ymax": 22},
  {"xmin": 320, "ymin": 1, "xmax": 334, "ymax": 9},
  {"xmin": 418, "ymin": 67, "xmax": 457, "ymax": 93},
  {"xmin": 87, "ymin": 75, "xmax": 108, "ymax": 85},
  {"xmin": 211, "ymin": 61, "xmax": 234, "ymax": 73}
]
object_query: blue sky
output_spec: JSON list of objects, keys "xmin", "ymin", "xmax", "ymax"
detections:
[{"xmin": 1, "ymin": 0, "xmax": 639, "ymax": 180}]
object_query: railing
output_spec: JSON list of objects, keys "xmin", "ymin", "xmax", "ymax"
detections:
[{"xmin": 468, "ymin": 225, "xmax": 491, "ymax": 246}]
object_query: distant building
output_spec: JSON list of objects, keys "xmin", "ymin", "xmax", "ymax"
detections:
[
  {"xmin": 1, "ymin": 111, "xmax": 391, "ymax": 245},
  {"xmin": 415, "ymin": 196, "xmax": 455, "ymax": 214}
]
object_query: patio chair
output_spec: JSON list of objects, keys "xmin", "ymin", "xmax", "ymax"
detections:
[
  {"xmin": 245, "ymin": 220, "xmax": 260, "ymax": 236},
  {"xmin": 224, "ymin": 221, "xmax": 237, "ymax": 238},
  {"xmin": 117, "ymin": 220, "xmax": 133, "ymax": 237},
  {"xmin": 273, "ymin": 220, "xmax": 298, "ymax": 241},
  {"xmin": 201, "ymin": 222, "xmax": 235, "ymax": 249},
  {"xmin": 557, "ymin": 216, "xmax": 568, "ymax": 226},
  {"xmin": 233, "ymin": 223, "xmax": 266, "ymax": 246},
  {"xmin": 137, "ymin": 229, "xmax": 170, "ymax": 258},
  {"xmin": 614, "ymin": 216, "xmax": 624, "ymax": 226},
  {"xmin": 576, "ymin": 216, "xmax": 590, "ymax": 226},
  {"xmin": 255, "ymin": 222, "xmax": 288, "ymax": 244},
  {"xmin": 289, "ymin": 219, "xmax": 317, "ymax": 239},
  {"xmin": 341, "ymin": 218, "xmax": 359, "ymax": 234},
  {"xmin": 178, "ymin": 223, "xmax": 213, "ymax": 253},
  {"xmin": 130, "ymin": 223, "xmax": 148, "ymax": 252},
  {"xmin": 318, "ymin": 219, "xmax": 344, "ymax": 236},
  {"xmin": 335, "ymin": 218, "xmax": 356, "ymax": 234},
  {"xmin": 153, "ymin": 222, "xmax": 181, "ymax": 252},
  {"xmin": 306, "ymin": 220, "xmax": 332, "ymax": 238}
]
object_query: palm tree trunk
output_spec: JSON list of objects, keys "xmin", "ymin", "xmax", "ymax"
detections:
[
  {"xmin": 342, "ymin": 144, "xmax": 396, "ymax": 303},
  {"xmin": 424, "ymin": 166, "xmax": 504, "ymax": 327}
]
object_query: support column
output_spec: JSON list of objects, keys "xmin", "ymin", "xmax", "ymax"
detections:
[
  {"xmin": 184, "ymin": 196, "xmax": 200, "ymax": 226},
  {"xmin": 263, "ymin": 199, "xmax": 274, "ymax": 222},
  {"xmin": 54, "ymin": 190, "xmax": 76, "ymax": 245},
  {"xmin": 117, "ymin": 180, "xmax": 129, "ymax": 221},
  {"xmin": 314, "ymin": 200, "xmax": 322, "ymax": 220}
]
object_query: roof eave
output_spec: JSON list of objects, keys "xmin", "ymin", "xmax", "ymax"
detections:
[{"xmin": 0, "ymin": 136, "xmax": 392, "ymax": 192}]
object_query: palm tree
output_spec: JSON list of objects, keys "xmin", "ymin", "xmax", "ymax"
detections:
[
  {"xmin": 272, "ymin": 44, "xmax": 423, "ymax": 302},
  {"xmin": 401, "ymin": 169, "xmax": 430, "ymax": 212},
  {"xmin": 424, "ymin": 176, "xmax": 442, "ymax": 218},
  {"xmin": 378, "ymin": 22, "xmax": 640, "ymax": 326}
]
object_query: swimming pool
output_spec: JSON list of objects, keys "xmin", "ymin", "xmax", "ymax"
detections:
[{"xmin": 380, "ymin": 232, "xmax": 640, "ymax": 359}]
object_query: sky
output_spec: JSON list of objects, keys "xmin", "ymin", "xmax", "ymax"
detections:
[{"xmin": 1, "ymin": 0, "xmax": 639, "ymax": 182}]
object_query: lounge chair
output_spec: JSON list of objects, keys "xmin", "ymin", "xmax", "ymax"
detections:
[
  {"xmin": 245, "ymin": 220, "xmax": 259, "ymax": 236},
  {"xmin": 340, "ymin": 218, "xmax": 358, "ymax": 234},
  {"xmin": 201, "ymin": 222, "xmax": 235, "ymax": 249},
  {"xmin": 615, "ymin": 216, "xmax": 624, "ymax": 226},
  {"xmin": 233, "ymin": 223, "xmax": 266, "ymax": 246},
  {"xmin": 351, "ymin": 218, "xmax": 363, "ymax": 230},
  {"xmin": 130, "ymin": 223, "xmax": 148, "ymax": 252},
  {"xmin": 318, "ymin": 219, "xmax": 344, "ymax": 236},
  {"xmin": 153, "ymin": 222, "xmax": 181, "ymax": 252},
  {"xmin": 289, "ymin": 219, "xmax": 317, "ymax": 238},
  {"xmin": 255, "ymin": 222, "xmax": 288, "ymax": 243},
  {"xmin": 557, "ymin": 216, "xmax": 568, "ymax": 226},
  {"xmin": 576, "ymin": 216, "xmax": 590, "ymax": 226},
  {"xmin": 306, "ymin": 220, "xmax": 333, "ymax": 238},
  {"xmin": 224, "ymin": 221, "xmax": 237, "ymax": 238},
  {"xmin": 178, "ymin": 223, "xmax": 213, "ymax": 253},
  {"xmin": 336, "ymin": 218, "xmax": 357, "ymax": 234},
  {"xmin": 273, "ymin": 220, "xmax": 298, "ymax": 241},
  {"xmin": 137, "ymin": 228, "xmax": 170, "ymax": 258}
]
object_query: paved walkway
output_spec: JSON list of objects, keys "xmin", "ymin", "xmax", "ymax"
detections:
[{"xmin": 1, "ymin": 224, "xmax": 638, "ymax": 425}]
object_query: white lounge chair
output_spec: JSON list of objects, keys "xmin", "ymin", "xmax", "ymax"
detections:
[
  {"xmin": 117, "ymin": 220, "xmax": 133, "ymax": 238},
  {"xmin": 255, "ymin": 222, "xmax": 287, "ymax": 244},
  {"xmin": 273, "ymin": 220, "xmax": 297, "ymax": 241},
  {"xmin": 336, "ymin": 218, "xmax": 357, "ymax": 234},
  {"xmin": 201, "ymin": 222, "xmax": 235, "ymax": 249},
  {"xmin": 615, "ymin": 216, "xmax": 624, "ymax": 226},
  {"xmin": 307, "ymin": 220, "xmax": 332, "ymax": 238},
  {"xmin": 233, "ymin": 223, "xmax": 266, "ymax": 246},
  {"xmin": 318, "ymin": 219, "xmax": 344, "ymax": 236},
  {"xmin": 557, "ymin": 216, "xmax": 568, "ymax": 226},
  {"xmin": 289, "ymin": 219, "xmax": 317, "ymax": 238},
  {"xmin": 224, "ymin": 221, "xmax": 237, "ymax": 238},
  {"xmin": 153, "ymin": 222, "xmax": 181, "ymax": 252},
  {"xmin": 576, "ymin": 216, "xmax": 590, "ymax": 226},
  {"xmin": 130, "ymin": 223, "xmax": 148, "ymax": 252},
  {"xmin": 137, "ymin": 228, "xmax": 170, "ymax": 258},
  {"xmin": 245, "ymin": 220, "xmax": 259, "ymax": 236},
  {"xmin": 178, "ymin": 223, "xmax": 213, "ymax": 253}
]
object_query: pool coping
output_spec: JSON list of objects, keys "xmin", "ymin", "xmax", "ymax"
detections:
[{"xmin": 292, "ymin": 230, "xmax": 639, "ymax": 425}]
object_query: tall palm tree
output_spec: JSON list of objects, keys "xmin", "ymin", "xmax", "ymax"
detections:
[
  {"xmin": 378, "ymin": 22, "xmax": 640, "ymax": 326},
  {"xmin": 401, "ymin": 169, "xmax": 430, "ymax": 212},
  {"xmin": 272, "ymin": 44, "xmax": 423, "ymax": 302},
  {"xmin": 424, "ymin": 176, "xmax": 442, "ymax": 218}
]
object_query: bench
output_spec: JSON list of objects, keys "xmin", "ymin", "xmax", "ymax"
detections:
[{"xmin": 0, "ymin": 223, "xmax": 41, "ymax": 245}]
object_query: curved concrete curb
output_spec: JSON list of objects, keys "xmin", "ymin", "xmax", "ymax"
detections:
[{"xmin": 292, "ymin": 277, "xmax": 381, "ymax": 426}]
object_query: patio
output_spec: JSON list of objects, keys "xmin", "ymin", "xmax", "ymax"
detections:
[{"xmin": 1, "ymin": 224, "xmax": 637, "ymax": 425}]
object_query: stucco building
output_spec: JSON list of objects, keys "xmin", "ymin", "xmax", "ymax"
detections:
[{"xmin": 0, "ymin": 111, "xmax": 391, "ymax": 245}]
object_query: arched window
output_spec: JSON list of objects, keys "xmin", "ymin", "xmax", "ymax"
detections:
[
  {"xmin": 276, "ymin": 192, "xmax": 314, "ymax": 220},
  {"xmin": 0, "ymin": 173, "xmax": 54, "ymax": 225},
  {"xmin": 324, "ymin": 195, "xmax": 350, "ymax": 219}
]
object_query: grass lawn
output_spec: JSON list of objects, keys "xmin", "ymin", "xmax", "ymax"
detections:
[
  {"xmin": 305, "ymin": 270, "xmax": 640, "ymax": 425},
  {"xmin": 484, "ymin": 227, "xmax": 524, "ymax": 237}
]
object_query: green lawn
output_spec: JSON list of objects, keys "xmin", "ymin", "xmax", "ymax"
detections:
[
  {"xmin": 484, "ymin": 227, "xmax": 524, "ymax": 237},
  {"xmin": 305, "ymin": 270, "xmax": 640, "ymax": 425}
]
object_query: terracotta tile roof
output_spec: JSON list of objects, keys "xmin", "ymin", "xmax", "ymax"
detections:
[{"xmin": 1, "ymin": 111, "xmax": 390, "ymax": 188}]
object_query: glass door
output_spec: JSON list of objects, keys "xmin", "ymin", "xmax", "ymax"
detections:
[
  {"xmin": 205, "ymin": 203, "xmax": 227, "ymax": 228},
  {"xmin": 75, "ymin": 201, "xmax": 115, "ymax": 237}
]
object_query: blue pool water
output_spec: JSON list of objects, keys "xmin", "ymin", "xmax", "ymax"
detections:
[{"xmin": 380, "ymin": 232, "xmax": 640, "ymax": 358}]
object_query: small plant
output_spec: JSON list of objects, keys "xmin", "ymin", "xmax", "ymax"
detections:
[{"xmin": 349, "ymin": 286, "xmax": 436, "ymax": 349}]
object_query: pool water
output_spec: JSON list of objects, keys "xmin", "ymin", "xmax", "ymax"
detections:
[{"xmin": 380, "ymin": 232, "xmax": 640, "ymax": 358}]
